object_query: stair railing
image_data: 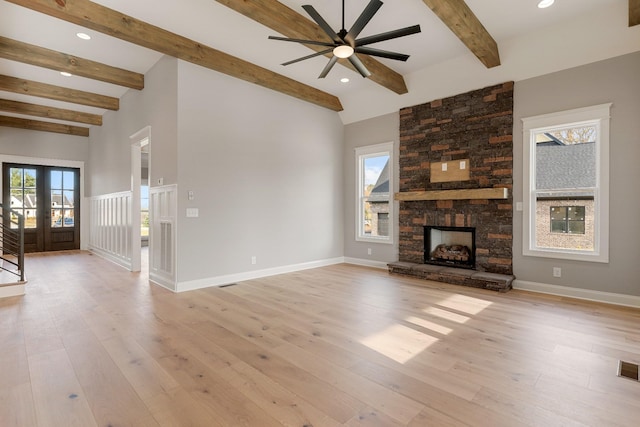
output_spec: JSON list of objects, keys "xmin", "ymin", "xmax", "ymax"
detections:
[{"xmin": 0, "ymin": 203, "xmax": 25, "ymax": 282}]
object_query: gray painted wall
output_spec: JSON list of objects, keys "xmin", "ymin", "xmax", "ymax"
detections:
[
  {"xmin": 343, "ymin": 112, "xmax": 399, "ymax": 265},
  {"xmin": 89, "ymin": 55, "xmax": 178, "ymax": 196},
  {"xmin": 513, "ymin": 52, "xmax": 640, "ymax": 296},
  {"xmin": 0, "ymin": 128, "xmax": 88, "ymax": 171},
  {"xmin": 175, "ymin": 60, "xmax": 345, "ymax": 283}
]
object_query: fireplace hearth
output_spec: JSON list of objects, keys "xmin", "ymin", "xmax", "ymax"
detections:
[{"xmin": 425, "ymin": 226, "xmax": 476, "ymax": 269}]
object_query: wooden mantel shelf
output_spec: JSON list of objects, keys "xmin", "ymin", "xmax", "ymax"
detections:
[{"xmin": 394, "ymin": 187, "xmax": 508, "ymax": 201}]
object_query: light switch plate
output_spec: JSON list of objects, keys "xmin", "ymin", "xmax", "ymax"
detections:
[{"xmin": 186, "ymin": 208, "xmax": 199, "ymax": 218}]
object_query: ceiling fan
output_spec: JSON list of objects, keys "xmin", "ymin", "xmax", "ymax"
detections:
[{"xmin": 269, "ymin": 0, "xmax": 421, "ymax": 78}]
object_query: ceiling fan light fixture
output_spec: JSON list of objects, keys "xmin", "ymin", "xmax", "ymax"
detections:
[{"xmin": 333, "ymin": 45, "xmax": 354, "ymax": 59}]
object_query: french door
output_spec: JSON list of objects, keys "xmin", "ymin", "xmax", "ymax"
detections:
[{"xmin": 3, "ymin": 163, "xmax": 80, "ymax": 253}]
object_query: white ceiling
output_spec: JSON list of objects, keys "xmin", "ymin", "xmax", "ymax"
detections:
[{"xmin": 0, "ymin": 0, "xmax": 638, "ymax": 126}]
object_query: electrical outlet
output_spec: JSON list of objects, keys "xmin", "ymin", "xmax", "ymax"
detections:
[
  {"xmin": 553, "ymin": 267, "xmax": 561, "ymax": 278},
  {"xmin": 251, "ymin": 256, "xmax": 257, "ymax": 265},
  {"xmin": 367, "ymin": 248, "xmax": 372, "ymax": 255}
]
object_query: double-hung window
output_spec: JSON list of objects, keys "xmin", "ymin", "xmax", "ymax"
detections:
[
  {"xmin": 355, "ymin": 142, "xmax": 393, "ymax": 243},
  {"xmin": 522, "ymin": 104, "xmax": 610, "ymax": 262}
]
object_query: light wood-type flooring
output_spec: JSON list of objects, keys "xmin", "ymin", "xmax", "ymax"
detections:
[{"xmin": 1, "ymin": 250, "xmax": 640, "ymax": 426}]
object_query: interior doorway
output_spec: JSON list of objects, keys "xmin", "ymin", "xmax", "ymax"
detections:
[{"xmin": 130, "ymin": 126, "xmax": 151, "ymax": 273}]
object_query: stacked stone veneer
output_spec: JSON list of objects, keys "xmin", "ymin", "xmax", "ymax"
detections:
[{"xmin": 398, "ymin": 82, "xmax": 514, "ymax": 275}]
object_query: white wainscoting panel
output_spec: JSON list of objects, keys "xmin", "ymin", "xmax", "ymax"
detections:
[
  {"xmin": 149, "ymin": 185, "xmax": 177, "ymax": 291},
  {"xmin": 89, "ymin": 191, "xmax": 133, "ymax": 269}
]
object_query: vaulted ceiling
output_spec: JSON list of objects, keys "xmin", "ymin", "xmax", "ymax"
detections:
[{"xmin": 1, "ymin": 0, "xmax": 638, "ymax": 136}]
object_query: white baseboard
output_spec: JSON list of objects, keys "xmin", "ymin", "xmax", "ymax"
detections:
[
  {"xmin": 513, "ymin": 279, "xmax": 640, "ymax": 308},
  {"xmin": 343, "ymin": 257, "xmax": 390, "ymax": 270},
  {"xmin": 89, "ymin": 246, "xmax": 132, "ymax": 271},
  {"xmin": 176, "ymin": 257, "xmax": 345, "ymax": 292},
  {"xmin": 149, "ymin": 273, "xmax": 176, "ymax": 292},
  {"xmin": 0, "ymin": 283, "xmax": 26, "ymax": 298}
]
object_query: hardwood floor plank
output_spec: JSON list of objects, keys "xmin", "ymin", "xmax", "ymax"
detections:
[
  {"xmin": 345, "ymin": 407, "xmax": 405, "ymax": 427},
  {"xmin": 0, "ymin": 383, "xmax": 38, "ymax": 427},
  {"xmin": 270, "ymin": 341, "xmax": 425, "ymax": 424},
  {"xmin": 187, "ymin": 319, "xmax": 368, "ymax": 423},
  {"xmin": 62, "ymin": 331, "xmax": 160, "ymax": 426},
  {"xmin": 407, "ymin": 406, "xmax": 469, "ymax": 427},
  {"xmin": 218, "ymin": 360, "xmax": 343, "ymax": 427},
  {"xmin": 144, "ymin": 387, "xmax": 227, "ymax": 427},
  {"xmin": 100, "ymin": 335, "xmax": 181, "ymax": 401},
  {"xmin": 28, "ymin": 349, "xmax": 98, "ymax": 427}
]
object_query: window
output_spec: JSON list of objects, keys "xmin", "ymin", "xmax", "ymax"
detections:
[
  {"xmin": 522, "ymin": 104, "xmax": 610, "ymax": 262},
  {"xmin": 550, "ymin": 206, "xmax": 585, "ymax": 234},
  {"xmin": 356, "ymin": 142, "xmax": 393, "ymax": 243}
]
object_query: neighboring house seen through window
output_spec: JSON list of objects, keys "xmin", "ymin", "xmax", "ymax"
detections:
[
  {"xmin": 522, "ymin": 104, "xmax": 610, "ymax": 262},
  {"xmin": 356, "ymin": 142, "xmax": 393, "ymax": 243}
]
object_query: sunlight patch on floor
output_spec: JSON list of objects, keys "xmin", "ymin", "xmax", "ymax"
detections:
[
  {"xmin": 437, "ymin": 294, "xmax": 493, "ymax": 315},
  {"xmin": 360, "ymin": 323, "xmax": 439, "ymax": 364},
  {"xmin": 404, "ymin": 316, "xmax": 453, "ymax": 335},
  {"xmin": 423, "ymin": 306, "xmax": 471, "ymax": 324}
]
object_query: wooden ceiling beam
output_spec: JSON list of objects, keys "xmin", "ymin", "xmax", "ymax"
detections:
[
  {"xmin": 5, "ymin": 0, "xmax": 343, "ymax": 112},
  {"xmin": 214, "ymin": 0, "xmax": 409, "ymax": 95},
  {"xmin": 0, "ymin": 98, "xmax": 102, "ymax": 125},
  {"xmin": 631, "ymin": 0, "xmax": 640, "ymax": 26},
  {"xmin": 0, "ymin": 74, "xmax": 119, "ymax": 110},
  {"xmin": 0, "ymin": 114, "xmax": 89, "ymax": 136},
  {"xmin": 0, "ymin": 36, "xmax": 144, "ymax": 90},
  {"xmin": 420, "ymin": 0, "xmax": 500, "ymax": 68}
]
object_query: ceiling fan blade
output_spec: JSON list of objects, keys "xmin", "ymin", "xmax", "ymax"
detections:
[
  {"xmin": 348, "ymin": 54, "xmax": 371, "ymax": 78},
  {"xmin": 302, "ymin": 5, "xmax": 343, "ymax": 43},
  {"xmin": 282, "ymin": 48, "xmax": 334, "ymax": 66},
  {"xmin": 345, "ymin": 0, "xmax": 383, "ymax": 45},
  {"xmin": 318, "ymin": 55, "xmax": 339, "ymax": 78},
  {"xmin": 355, "ymin": 25, "xmax": 421, "ymax": 47},
  {"xmin": 354, "ymin": 46, "xmax": 410, "ymax": 61},
  {"xmin": 269, "ymin": 36, "xmax": 336, "ymax": 48}
]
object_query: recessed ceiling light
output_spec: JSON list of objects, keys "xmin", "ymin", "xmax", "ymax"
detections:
[
  {"xmin": 60, "ymin": 71, "xmax": 72, "ymax": 77},
  {"xmin": 76, "ymin": 32, "xmax": 91, "ymax": 40},
  {"xmin": 537, "ymin": 0, "xmax": 555, "ymax": 8},
  {"xmin": 340, "ymin": 77, "xmax": 350, "ymax": 83}
]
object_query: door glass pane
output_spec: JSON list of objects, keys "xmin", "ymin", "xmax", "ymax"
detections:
[
  {"xmin": 63, "ymin": 190, "xmax": 75, "ymax": 208},
  {"xmin": 25, "ymin": 188, "xmax": 36, "ymax": 207},
  {"xmin": 63, "ymin": 170, "xmax": 75, "ymax": 190},
  {"xmin": 50, "ymin": 170, "xmax": 62, "ymax": 189},
  {"xmin": 10, "ymin": 210, "xmax": 20, "ymax": 229},
  {"xmin": 51, "ymin": 189, "xmax": 63, "ymax": 208},
  {"xmin": 24, "ymin": 169, "xmax": 37, "ymax": 189},
  {"xmin": 63, "ymin": 209, "xmax": 75, "ymax": 227},
  {"xmin": 10, "ymin": 189, "xmax": 23, "ymax": 206},
  {"xmin": 9, "ymin": 167, "xmax": 37, "ymax": 229},
  {"xmin": 10, "ymin": 168, "xmax": 23, "ymax": 188}
]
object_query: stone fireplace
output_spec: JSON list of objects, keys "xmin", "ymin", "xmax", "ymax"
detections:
[{"xmin": 388, "ymin": 82, "xmax": 515, "ymax": 292}]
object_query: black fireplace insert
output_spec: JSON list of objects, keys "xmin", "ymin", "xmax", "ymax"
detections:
[{"xmin": 424, "ymin": 226, "xmax": 476, "ymax": 269}]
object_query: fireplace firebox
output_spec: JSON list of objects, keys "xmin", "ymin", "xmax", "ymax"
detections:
[{"xmin": 424, "ymin": 226, "xmax": 476, "ymax": 269}]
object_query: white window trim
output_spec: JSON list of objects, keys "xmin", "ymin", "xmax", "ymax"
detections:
[
  {"xmin": 355, "ymin": 142, "xmax": 394, "ymax": 244},
  {"xmin": 522, "ymin": 103, "xmax": 610, "ymax": 263}
]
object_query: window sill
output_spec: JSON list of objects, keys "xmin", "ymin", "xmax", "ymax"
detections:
[{"xmin": 523, "ymin": 247, "xmax": 608, "ymax": 263}]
